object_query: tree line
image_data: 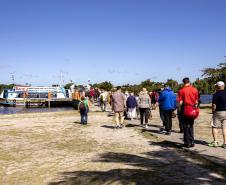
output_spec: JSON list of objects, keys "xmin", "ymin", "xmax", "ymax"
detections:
[
  {"xmin": 0, "ymin": 62, "xmax": 225, "ymax": 95},
  {"xmin": 87, "ymin": 62, "xmax": 226, "ymax": 94}
]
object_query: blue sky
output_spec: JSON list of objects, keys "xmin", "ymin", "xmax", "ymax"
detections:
[{"xmin": 0, "ymin": 0, "xmax": 226, "ymax": 86}]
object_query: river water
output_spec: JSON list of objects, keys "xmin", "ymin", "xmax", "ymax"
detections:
[
  {"xmin": 0, "ymin": 107, "xmax": 74, "ymax": 115},
  {"xmin": 199, "ymin": 94, "xmax": 213, "ymax": 104}
]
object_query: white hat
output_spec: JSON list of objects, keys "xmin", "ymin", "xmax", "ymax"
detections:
[{"xmin": 215, "ymin": 81, "xmax": 225, "ymax": 87}]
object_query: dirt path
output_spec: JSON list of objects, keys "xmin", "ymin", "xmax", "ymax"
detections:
[{"xmin": 0, "ymin": 108, "xmax": 226, "ymax": 185}]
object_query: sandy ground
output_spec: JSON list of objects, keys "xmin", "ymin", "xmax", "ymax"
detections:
[{"xmin": 0, "ymin": 106, "xmax": 226, "ymax": 185}]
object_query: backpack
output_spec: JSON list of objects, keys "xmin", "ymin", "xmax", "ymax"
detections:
[
  {"xmin": 79, "ymin": 101, "xmax": 86, "ymax": 111},
  {"xmin": 100, "ymin": 94, "xmax": 105, "ymax": 102}
]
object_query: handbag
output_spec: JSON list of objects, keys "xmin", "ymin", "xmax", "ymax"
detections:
[{"xmin": 184, "ymin": 105, "xmax": 199, "ymax": 119}]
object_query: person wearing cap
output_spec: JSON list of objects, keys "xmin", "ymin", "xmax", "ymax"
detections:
[{"xmin": 208, "ymin": 81, "xmax": 226, "ymax": 148}]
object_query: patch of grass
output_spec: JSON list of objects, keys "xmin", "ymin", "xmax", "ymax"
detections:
[
  {"xmin": 27, "ymin": 133, "xmax": 53, "ymax": 141},
  {"xmin": 134, "ymin": 127, "xmax": 162, "ymax": 142},
  {"xmin": 0, "ymin": 150, "xmax": 15, "ymax": 161},
  {"xmin": 55, "ymin": 138, "xmax": 98, "ymax": 153},
  {"xmin": 0, "ymin": 129, "xmax": 22, "ymax": 137}
]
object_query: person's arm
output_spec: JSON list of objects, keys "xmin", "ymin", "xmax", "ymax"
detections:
[
  {"xmin": 177, "ymin": 90, "xmax": 183, "ymax": 106},
  {"xmin": 148, "ymin": 96, "xmax": 152, "ymax": 108},
  {"xmin": 135, "ymin": 97, "xmax": 137, "ymax": 107},
  {"xmin": 212, "ymin": 104, "xmax": 216, "ymax": 113},
  {"xmin": 173, "ymin": 94, "xmax": 177, "ymax": 110},
  {"xmin": 195, "ymin": 89, "xmax": 199, "ymax": 106},
  {"xmin": 126, "ymin": 98, "xmax": 129, "ymax": 108},
  {"xmin": 123, "ymin": 94, "xmax": 126, "ymax": 108},
  {"xmin": 212, "ymin": 94, "xmax": 216, "ymax": 114},
  {"xmin": 158, "ymin": 92, "xmax": 163, "ymax": 104},
  {"xmin": 78, "ymin": 101, "xmax": 80, "ymax": 111}
]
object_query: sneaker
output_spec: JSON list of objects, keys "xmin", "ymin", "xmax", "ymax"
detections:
[
  {"xmin": 115, "ymin": 125, "xmax": 120, "ymax": 129},
  {"xmin": 222, "ymin": 144, "xmax": 226, "ymax": 149},
  {"xmin": 165, "ymin": 132, "xmax": 171, "ymax": 135},
  {"xmin": 182, "ymin": 144, "xmax": 194, "ymax": 148},
  {"xmin": 208, "ymin": 141, "xmax": 219, "ymax": 147},
  {"xmin": 119, "ymin": 124, "xmax": 124, "ymax": 129},
  {"xmin": 145, "ymin": 125, "xmax": 148, "ymax": 129},
  {"xmin": 160, "ymin": 129, "xmax": 167, "ymax": 134}
]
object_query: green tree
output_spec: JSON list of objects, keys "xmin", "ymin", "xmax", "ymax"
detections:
[
  {"xmin": 165, "ymin": 79, "xmax": 178, "ymax": 92},
  {"xmin": 193, "ymin": 78, "xmax": 209, "ymax": 94},
  {"xmin": 93, "ymin": 81, "xmax": 113, "ymax": 91},
  {"xmin": 201, "ymin": 61, "xmax": 226, "ymax": 93},
  {"xmin": 64, "ymin": 83, "xmax": 74, "ymax": 89},
  {"xmin": 0, "ymin": 84, "xmax": 14, "ymax": 94}
]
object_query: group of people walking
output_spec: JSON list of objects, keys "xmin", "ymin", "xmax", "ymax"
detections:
[{"xmin": 77, "ymin": 77, "xmax": 226, "ymax": 149}]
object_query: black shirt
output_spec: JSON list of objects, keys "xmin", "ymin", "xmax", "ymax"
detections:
[{"xmin": 212, "ymin": 90, "xmax": 226, "ymax": 111}]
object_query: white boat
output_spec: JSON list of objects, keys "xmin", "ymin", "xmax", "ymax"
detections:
[{"xmin": 0, "ymin": 85, "xmax": 69, "ymax": 106}]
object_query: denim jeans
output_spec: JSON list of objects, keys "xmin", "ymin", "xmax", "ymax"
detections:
[{"xmin": 80, "ymin": 110, "xmax": 88, "ymax": 124}]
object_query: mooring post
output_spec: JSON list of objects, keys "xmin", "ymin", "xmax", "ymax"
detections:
[
  {"xmin": 23, "ymin": 91, "xmax": 26, "ymax": 107},
  {"xmin": 48, "ymin": 92, "xmax": 51, "ymax": 108}
]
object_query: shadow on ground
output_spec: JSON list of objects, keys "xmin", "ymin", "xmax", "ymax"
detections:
[
  {"xmin": 101, "ymin": 125, "xmax": 115, "ymax": 129},
  {"xmin": 49, "ymin": 142, "xmax": 226, "ymax": 185}
]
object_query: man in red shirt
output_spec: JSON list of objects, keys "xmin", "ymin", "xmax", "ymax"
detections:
[{"xmin": 178, "ymin": 77, "xmax": 199, "ymax": 148}]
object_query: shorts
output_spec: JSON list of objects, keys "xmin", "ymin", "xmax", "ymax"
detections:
[{"xmin": 212, "ymin": 111, "xmax": 226, "ymax": 128}]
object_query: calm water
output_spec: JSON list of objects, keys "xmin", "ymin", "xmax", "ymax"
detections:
[
  {"xmin": 200, "ymin": 94, "xmax": 213, "ymax": 104},
  {"xmin": 0, "ymin": 107, "xmax": 74, "ymax": 115}
]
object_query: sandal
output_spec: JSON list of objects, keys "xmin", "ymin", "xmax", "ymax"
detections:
[{"xmin": 208, "ymin": 141, "xmax": 219, "ymax": 147}]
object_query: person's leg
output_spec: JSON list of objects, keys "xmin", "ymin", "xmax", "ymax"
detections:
[
  {"xmin": 187, "ymin": 118, "xmax": 195, "ymax": 146},
  {"xmin": 100, "ymin": 102, "xmax": 103, "ymax": 111},
  {"xmin": 222, "ymin": 120, "xmax": 226, "ymax": 145},
  {"xmin": 212, "ymin": 127, "xmax": 218, "ymax": 142},
  {"xmin": 104, "ymin": 101, "xmax": 107, "ymax": 112},
  {"xmin": 120, "ymin": 112, "xmax": 125, "ymax": 127},
  {"xmin": 165, "ymin": 110, "xmax": 172, "ymax": 134},
  {"xmin": 136, "ymin": 108, "xmax": 140, "ymax": 119},
  {"xmin": 131, "ymin": 108, "xmax": 136, "ymax": 120},
  {"xmin": 145, "ymin": 108, "xmax": 150, "ymax": 123},
  {"xmin": 84, "ymin": 111, "xmax": 88, "ymax": 124},
  {"xmin": 182, "ymin": 116, "xmax": 190, "ymax": 146},
  {"xmin": 223, "ymin": 127, "xmax": 226, "ymax": 145},
  {"xmin": 139, "ymin": 108, "xmax": 144, "ymax": 125},
  {"xmin": 159, "ymin": 107, "xmax": 165, "ymax": 129},
  {"xmin": 177, "ymin": 109, "xmax": 184, "ymax": 133},
  {"xmin": 115, "ymin": 112, "xmax": 120, "ymax": 127},
  {"xmin": 209, "ymin": 112, "xmax": 221, "ymax": 146},
  {"xmin": 144, "ymin": 108, "xmax": 149, "ymax": 128},
  {"xmin": 127, "ymin": 108, "xmax": 131, "ymax": 119},
  {"xmin": 80, "ymin": 111, "xmax": 84, "ymax": 124},
  {"xmin": 161, "ymin": 110, "xmax": 168, "ymax": 131}
]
